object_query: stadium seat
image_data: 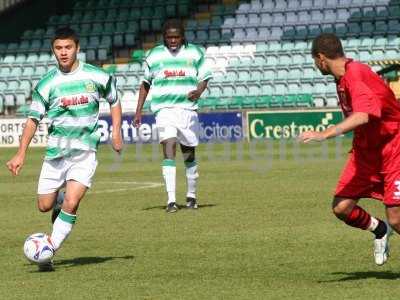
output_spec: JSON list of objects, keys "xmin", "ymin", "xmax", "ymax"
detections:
[
  {"xmin": 4, "ymin": 93, "xmax": 15, "ymax": 107},
  {"xmin": 199, "ymin": 97, "xmax": 217, "ymax": 110},
  {"xmin": 255, "ymin": 95, "xmax": 271, "ymax": 108},
  {"xmin": 297, "ymin": 94, "xmax": 314, "ymax": 107}
]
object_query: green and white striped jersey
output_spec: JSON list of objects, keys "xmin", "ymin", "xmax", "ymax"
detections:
[
  {"xmin": 28, "ymin": 61, "xmax": 118, "ymax": 160},
  {"xmin": 143, "ymin": 43, "xmax": 212, "ymax": 113}
]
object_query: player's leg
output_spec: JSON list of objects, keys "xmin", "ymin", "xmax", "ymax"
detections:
[
  {"xmin": 332, "ymin": 197, "xmax": 386, "ymax": 235},
  {"xmin": 51, "ymin": 150, "xmax": 97, "ymax": 251},
  {"xmin": 161, "ymin": 137, "xmax": 178, "ymax": 212},
  {"xmin": 178, "ymin": 109, "xmax": 200, "ymax": 209},
  {"xmin": 180, "ymin": 144, "xmax": 198, "ymax": 209},
  {"xmin": 36, "ymin": 158, "xmax": 66, "ymax": 222},
  {"xmin": 332, "ymin": 196, "xmax": 390, "ymax": 265},
  {"xmin": 37, "ymin": 193, "xmax": 58, "ymax": 212},
  {"xmin": 50, "ymin": 180, "xmax": 87, "ymax": 251},
  {"xmin": 156, "ymin": 109, "xmax": 179, "ymax": 212}
]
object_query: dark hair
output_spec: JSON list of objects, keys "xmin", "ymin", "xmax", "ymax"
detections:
[
  {"xmin": 162, "ymin": 19, "xmax": 187, "ymax": 45},
  {"xmin": 51, "ymin": 27, "xmax": 79, "ymax": 47},
  {"xmin": 311, "ymin": 33, "xmax": 344, "ymax": 59}
]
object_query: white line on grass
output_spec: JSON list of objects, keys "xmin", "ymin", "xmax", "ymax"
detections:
[
  {"xmin": 89, "ymin": 181, "xmax": 163, "ymax": 194},
  {"xmin": 11, "ymin": 181, "xmax": 163, "ymax": 200}
]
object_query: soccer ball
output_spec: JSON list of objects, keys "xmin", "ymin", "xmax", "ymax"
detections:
[{"xmin": 23, "ymin": 233, "xmax": 54, "ymax": 264}]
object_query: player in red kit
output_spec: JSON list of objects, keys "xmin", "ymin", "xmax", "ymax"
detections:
[{"xmin": 299, "ymin": 33, "xmax": 400, "ymax": 266}]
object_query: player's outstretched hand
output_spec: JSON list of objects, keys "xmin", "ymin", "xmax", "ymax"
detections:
[
  {"xmin": 112, "ymin": 132, "xmax": 123, "ymax": 154},
  {"xmin": 6, "ymin": 154, "xmax": 25, "ymax": 176},
  {"xmin": 298, "ymin": 131, "xmax": 326, "ymax": 143},
  {"xmin": 133, "ymin": 113, "xmax": 142, "ymax": 128},
  {"xmin": 188, "ymin": 89, "xmax": 201, "ymax": 101}
]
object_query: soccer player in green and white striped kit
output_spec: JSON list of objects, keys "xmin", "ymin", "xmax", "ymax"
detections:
[
  {"xmin": 134, "ymin": 19, "xmax": 212, "ymax": 213},
  {"xmin": 6, "ymin": 27, "xmax": 123, "ymax": 270}
]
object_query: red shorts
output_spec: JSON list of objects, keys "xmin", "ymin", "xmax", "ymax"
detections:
[{"xmin": 335, "ymin": 134, "xmax": 400, "ymax": 206}]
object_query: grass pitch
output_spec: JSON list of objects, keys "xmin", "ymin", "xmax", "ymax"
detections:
[{"xmin": 1, "ymin": 139, "xmax": 400, "ymax": 299}]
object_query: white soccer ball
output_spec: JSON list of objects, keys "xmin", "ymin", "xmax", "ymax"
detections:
[{"xmin": 23, "ymin": 233, "xmax": 54, "ymax": 264}]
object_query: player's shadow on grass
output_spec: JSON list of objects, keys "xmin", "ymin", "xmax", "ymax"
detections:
[
  {"xmin": 54, "ymin": 255, "xmax": 134, "ymax": 268},
  {"xmin": 142, "ymin": 204, "xmax": 216, "ymax": 211},
  {"xmin": 319, "ymin": 271, "xmax": 400, "ymax": 282}
]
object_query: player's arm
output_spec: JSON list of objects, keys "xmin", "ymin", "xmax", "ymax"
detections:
[
  {"xmin": 6, "ymin": 118, "xmax": 38, "ymax": 175},
  {"xmin": 299, "ymin": 112, "xmax": 369, "ymax": 143},
  {"xmin": 133, "ymin": 82, "xmax": 150, "ymax": 128},
  {"xmin": 110, "ymin": 101, "xmax": 123, "ymax": 153},
  {"xmin": 188, "ymin": 80, "xmax": 209, "ymax": 101}
]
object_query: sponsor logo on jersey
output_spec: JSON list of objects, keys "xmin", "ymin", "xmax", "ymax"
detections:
[
  {"xmin": 61, "ymin": 95, "xmax": 89, "ymax": 107},
  {"xmin": 85, "ymin": 82, "xmax": 96, "ymax": 93},
  {"xmin": 164, "ymin": 70, "xmax": 186, "ymax": 78}
]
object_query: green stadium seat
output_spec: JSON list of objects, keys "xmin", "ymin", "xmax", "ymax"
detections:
[
  {"xmin": 127, "ymin": 9, "xmax": 140, "ymax": 20},
  {"xmin": 255, "ymin": 95, "xmax": 271, "ymax": 108},
  {"xmin": 81, "ymin": 12, "xmax": 95, "ymax": 24},
  {"xmin": 177, "ymin": 1, "xmax": 190, "ymax": 17},
  {"xmin": 92, "ymin": 23, "xmax": 103, "ymax": 35},
  {"xmin": 151, "ymin": 18, "xmax": 163, "ymax": 31},
  {"xmin": 118, "ymin": 9, "xmax": 130, "ymax": 21},
  {"xmin": 270, "ymin": 95, "xmax": 285, "ymax": 107},
  {"xmin": 228, "ymin": 96, "xmax": 243, "ymax": 109},
  {"xmin": 4, "ymin": 93, "xmax": 15, "ymax": 107},
  {"xmin": 250, "ymin": 69, "xmax": 263, "ymax": 82},
  {"xmin": 73, "ymin": 1, "xmax": 85, "ymax": 10},
  {"xmin": 208, "ymin": 30, "xmax": 221, "ymax": 43},
  {"xmin": 10, "ymin": 67, "xmax": 22, "ymax": 78},
  {"xmin": 297, "ymin": 94, "xmax": 313, "ymax": 107},
  {"xmin": 21, "ymin": 66, "xmax": 34, "ymax": 78},
  {"xmin": 95, "ymin": 10, "xmax": 107, "ymax": 20},
  {"xmin": 106, "ymin": 9, "xmax": 118, "ymax": 22},
  {"xmin": 24, "ymin": 53, "xmax": 37, "ymax": 64},
  {"xmin": 240, "ymin": 96, "xmax": 255, "ymax": 108},
  {"xmin": 198, "ymin": 97, "xmax": 217, "ymax": 110},
  {"xmin": 70, "ymin": 12, "xmax": 83, "ymax": 24},
  {"xmin": 125, "ymin": 33, "xmax": 136, "ymax": 47},
  {"xmin": 140, "ymin": 19, "xmax": 151, "ymax": 32},
  {"xmin": 14, "ymin": 53, "xmax": 26, "ymax": 64},
  {"xmin": 235, "ymin": 84, "xmax": 248, "ymax": 97},
  {"xmin": 283, "ymin": 94, "xmax": 297, "ymax": 107},
  {"xmin": 215, "ymin": 97, "xmax": 230, "ymax": 109},
  {"xmin": 31, "ymin": 40, "xmax": 42, "ymax": 52},
  {"xmin": 15, "ymin": 92, "xmax": 27, "ymax": 106},
  {"xmin": 222, "ymin": 85, "xmax": 234, "ymax": 98},
  {"xmin": 166, "ymin": 4, "xmax": 176, "ymax": 17}
]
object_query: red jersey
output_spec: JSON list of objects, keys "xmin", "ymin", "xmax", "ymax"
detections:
[{"xmin": 336, "ymin": 59, "xmax": 400, "ymax": 149}]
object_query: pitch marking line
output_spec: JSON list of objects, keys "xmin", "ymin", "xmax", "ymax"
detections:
[
  {"xmin": 11, "ymin": 181, "xmax": 163, "ymax": 200},
  {"xmin": 89, "ymin": 181, "xmax": 163, "ymax": 194}
]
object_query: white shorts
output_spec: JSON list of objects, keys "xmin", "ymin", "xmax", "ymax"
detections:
[
  {"xmin": 155, "ymin": 107, "xmax": 200, "ymax": 147},
  {"xmin": 37, "ymin": 151, "xmax": 98, "ymax": 195}
]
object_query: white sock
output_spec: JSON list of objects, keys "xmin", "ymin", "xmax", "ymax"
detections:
[
  {"xmin": 162, "ymin": 159, "xmax": 176, "ymax": 204},
  {"xmin": 50, "ymin": 210, "xmax": 76, "ymax": 251},
  {"xmin": 367, "ymin": 216, "xmax": 379, "ymax": 232},
  {"xmin": 185, "ymin": 161, "xmax": 198, "ymax": 199}
]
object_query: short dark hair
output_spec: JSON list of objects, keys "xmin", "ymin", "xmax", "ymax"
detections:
[
  {"xmin": 162, "ymin": 19, "xmax": 187, "ymax": 46},
  {"xmin": 51, "ymin": 27, "xmax": 79, "ymax": 47},
  {"xmin": 311, "ymin": 33, "xmax": 344, "ymax": 59}
]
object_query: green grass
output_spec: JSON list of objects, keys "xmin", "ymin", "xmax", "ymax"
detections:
[{"xmin": 1, "ymin": 140, "xmax": 400, "ymax": 299}]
